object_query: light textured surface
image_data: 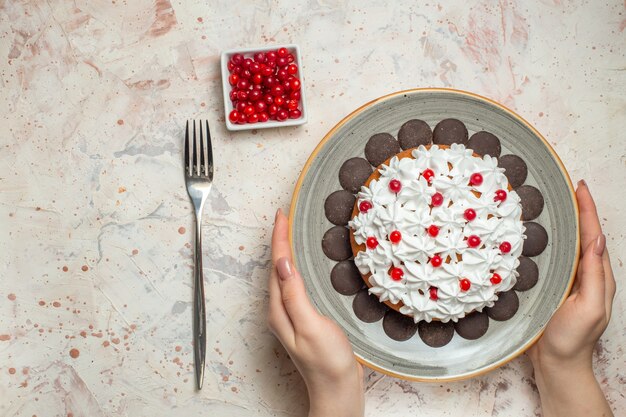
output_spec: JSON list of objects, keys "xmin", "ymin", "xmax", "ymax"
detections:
[{"xmin": 0, "ymin": 0, "xmax": 624, "ymax": 416}]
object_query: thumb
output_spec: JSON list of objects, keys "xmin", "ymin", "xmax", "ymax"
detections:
[
  {"xmin": 578, "ymin": 234, "xmax": 606, "ymax": 305},
  {"xmin": 275, "ymin": 257, "xmax": 319, "ymax": 332}
]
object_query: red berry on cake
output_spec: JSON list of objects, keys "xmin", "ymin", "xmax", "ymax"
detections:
[
  {"xmin": 490, "ymin": 273, "xmax": 502, "ymax": 284},
  {"xmin": 429, "ymin": 287, "xmax": 438, "ymax": 300},
  {"xmin": 464, "ymin": 208, "xmax": 477, "ymax": 221},
  {"xmin": 431, "ymin": 192, "xmax": 444, "ymax": 207},
  {"xmin": 469, "ymin": 173, "xmax": 483, "ymax": 186},
  {"xmin": 430, "ymin": 254, "xmax": 443, "ymax": 267},
  {"xmin": 422, "ymin": 168, "xmax": 435, "ymax": 184},
  {"xmin": 389, "ymin": 230, "xmax": 402, "ymax": 244},
  {"xmin": 499, "ymin": 241, "xmax": 512, "ymax": 253},
  {"xmin": 467, "ymin": 235, "xmax": 481, "ymax": 248},
  {"xmin": 390, "ymin": 267, "xmax": 404, "ymax": 281},
  {"xmin": 494, "ymin": 189, "xmax": 507, "ymax": 202},
  {"xmin": 459, "ymin": 278, "xmax": 471, "ymax": 291},
  {"xmin": 427, "ymin": 225, "xmax": 439, "ymax": 237},
  {"xmin": 359, "ymin": 200, "xmax": 372, "ymax": 213},
  {"xmin": 366, "ymin": 237, "xmax": 379, "ymax": 249},
  {"xmin": 389, "ymin": 179, "xmax": 402, "ymax": 193}
]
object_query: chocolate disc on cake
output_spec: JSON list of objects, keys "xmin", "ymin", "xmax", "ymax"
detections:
[
  {"xmin": 397, "ymin": 119, "xmax": 432, "ymax": 150},
  {"xmin": 331, "ymin": 260, "xmax": 363, "ymax": 295},
  {"xmin": 338, "ymin": 157, "xmax": 373, "ymax": 193},
  {"xmin": 467, "ymin": 131, "xmax": 501, "ymax": 158},
  {"xmin": 522, "ymin": 222, "xmax": 549, "ymax": 257},
  {"xmin": 432, "ymin": 118, "xmax": 468, "ymax": 145},
  {"xmin": 454, "ymin": 311, "xmax": 490, "ymax": 340},
  {"xmin": 353, "ymin": 289, "xmax": 387, "ymax": 323},
  {"xmin": 321, "ymin": 226, "xmax": 352, "ymax": 261},
  {"xmin": 417, "ymin": 320, "xmax": 455, "ymax": 347},
  {"xmin": 486, "ymin": 290, "xmax": 519, "ymax": 321},
  {"xmin": 364, "ymin": 133, "xmax": 401, "ymax": 167},
  {"xmin": 516, "ymin": 185, "xmax": 545, "ymax": 221},
  {"xmin": 382, "ymin": 310, "xmax": 418, "ymax": 341},
  {"xmin": 324, "ymin": 190, "xmax": 356, "ymax": 226},
  {"xmin": 513, "ymin": 256, "xmax": 539, "ymax": 291},
  {"xmin": 498, "ymin": 154, "xmax": 528, "ymax": 188}
]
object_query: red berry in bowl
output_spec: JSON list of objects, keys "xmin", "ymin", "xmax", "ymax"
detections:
[
  {"xmin": 287, "ymin": 53, "xmax": 295, "ymax": 63},
  {"xmin": 287, "ymin": 99, "xmax": 299, "ymax": 110},
  {"xmin": 277, "ymin": 47, "xmax": 288, "ymax": 57},
  {"xmin": 231, "ymin": 53, "xmax": 243, "ymax": 65},
  {"xmin": 274, "ymin": 96, "xmax": 285, "ymax": 107},
  {"xmin": 237, "ymin": 113, "xmax": 247, "ymax": 124},
  {"xmin": 287, "ymin": 64, "xmax": 298, "ymax": 74},
  {"xmin": 276, "ymin": 57, "xmax": 288, "ymax": 67},
  {"xmin": 268, "ymin": 104, "xmax": 278, "ymax": 115},
  {"xmin": 266, "ymin": 51, "xmax": 277, "ymax": 61},
  {"xmin": 253, "ymin": 52, "xmax": 266, "ymax": 63},
  {"xmin": 290, "ymin": 90, "xmax": 301, "ymax": 100},
  {"xmin": 290, "ymin": 78, "xmax": 301, "ymax": 91},
  {"xmin": 236, "ymin": 90, "xmax": 248, "ymax": 101},
  {"xmin": 258, "ymin": 112, "xmax": 269, "ymax": 122},
  {"xmin": 229, "ymin": 90, "xmax": 237, "ymax": 101},
  {"xmin": 255, "ymin": 101, "xmax": 267, "ymax": 113},
  {"xmin": 243, "ymin": 105, "xmax": 255, "ymax": 116},
  {"xmin": 277, "ymin": 109, "xmax": 288, "ymax": 121},
  {"xmin": 236, "ymin": 101, "xmax": 247, "ymax": 112},
  {"xmin": 271, "ymin": 85, "xmax": 284, "ymax": 96},
  {"xmin": 277, "ymin": 69, "xmax": 288, "ymax": 80},
  {"xmin": 242, "ymin": 58, "xmax": 253, "ymax": 69},
  {"xmin": 289, "ymin": 109, "xmax": 301, "ymax": 119},
  {"xmin": 227, "ymin": 61, "xmax": 236, "ymax": 71},
  {"xmin": 252, "ymin": 74, "xmax": 263, "ymax": 85},
  {"xmin": 236, "ymin": 79, "xmax": 249, "ymax": 90},
  {"xmin": 264, "ymin": 94, "xmax": 274, "ymax": 105},
  {"xmin": 241, "ymin": 69, "xmax": 251, "ymax": 79},
  {"xmin": 247, "ymin": 113, "xmax": 259, "ymax": 123},
  {"xmin": 250, "ymin": 62, "xmax": 261, "ymax": 74},
  {"xmin": 260, "ymin": 66, "xmax": 273, "ymax": 77},
  {"xmin": 228, "ymin": 74, "xmax": 239, "ymax": 86},
  {"xmin": 248, "ymin": 89, "xmax": 262, "ymax": 102},
  {"xmin": 228, "ymin": 110, "xmax": 240, "ymax": 123}
]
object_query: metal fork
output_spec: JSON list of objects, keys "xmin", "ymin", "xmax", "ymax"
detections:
[{"xmin": 184, "ymin": 120, "xmax": 213, "ymax": 390}]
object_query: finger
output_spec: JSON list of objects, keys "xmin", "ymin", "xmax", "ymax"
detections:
[
  {"xmin": 268, "ymin": 209, "xmax": 295, "ymax": 344},
  {"xmin": 577, "ymin": 234, "xmax": 606, "ymax": 306},
  {"xmin": 576, "ymin": 180, "xmax": 603, "ymax": 250},
  {"xmin": 602, "ymin": 246, "xmax": 616, "ymax": 320},
  {"xmin": 275, "ymin": 256, "xmax": 320, "ymax": 333}
]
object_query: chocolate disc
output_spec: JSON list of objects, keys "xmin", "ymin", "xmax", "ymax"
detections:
[
  {"xmin": 397, "ymin": 119, "xmax": 432, "ymax": 150},
  {"xmin": 467, "ymin": 131, "xmax": 501, "ymax": 158},
  {"xmin": 352, "ymin": 289, "xmax": 387, "ymax": 323},
  {"xmin": 338, "ymin": 157, "xmax": 373, "ymax": 193},
  {"xmin": 417, "ymin": 320, "xmax": 455, "ymax": 347},
  {"xmin": 513, "ymin": 256, "xmax": 539, "ymax": 291},
  {"xmin": 321, "ymin": 226, "xmax": 352, "ymax": 261},
  {"xmin": 498, "ymin": 154, "xmax": 528, "ymax": 188},
  {"xmin": 516, "ymin": 185, "xmax": 545, "ymax": 221},
  {"xmin": 324, "ymin": 190, "xmax": 356, "ymax": 226},
  {"xmin": 486, "ymin": 290, "xmax": 519, "ymax": 321},
  {"xmin": 454, "ymin": 311, "xmax": 489, "ymax": 340},
  {"xmin": 522, "ymin": 221, "xmax": 549, "ymax": 257},
  {"xmin": 382, "ymin": 310, "xmax": 418, "ymax": 341},
  {"xmin": 330, "ymin": 260, "xmax": 364, "ymax": 295},
  {"xmin": 432, "ymin": 118, "xmax": 468, "ymax": 145},
  {"xmin": 364, "ymin": 133, "xmax": 401, "ymax": 167}
]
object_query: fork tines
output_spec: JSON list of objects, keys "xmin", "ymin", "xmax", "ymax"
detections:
[{"xmin": 185, "ymin": 120, "xmax": 213, "ymax": 179}]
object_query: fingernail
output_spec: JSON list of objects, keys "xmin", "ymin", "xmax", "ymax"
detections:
[
  {"xmin": 578, "ymin": 179, "xmax": 586, "ymax": 188},
  {"xmin": 275, "ymin": 208, "xmax": 282, "ymax": 222},
  {"xmin": 594, "ymin": 234, "xmax": 605, "ymax": 256},
  {"xmin": 276, "ymin": 257, "xmax": 294, "ymax": 281}
]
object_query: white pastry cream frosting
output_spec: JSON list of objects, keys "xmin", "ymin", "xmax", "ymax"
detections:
[{"xmin": 349, "ymin": 144, "xmax": 525, "ymax": 323}]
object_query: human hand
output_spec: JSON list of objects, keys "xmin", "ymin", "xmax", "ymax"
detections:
[
  {"xmin": 528, "ymin": 180, "xmax": 615, "ymax": 417},
  {"xmin": 268, "ymin": 209, "xmax": 364, "ymax": 417}
]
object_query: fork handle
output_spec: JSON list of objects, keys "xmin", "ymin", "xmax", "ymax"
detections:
[{"xmin": 193, "ymin": 213, "xmax": 206, "ymax": 390}]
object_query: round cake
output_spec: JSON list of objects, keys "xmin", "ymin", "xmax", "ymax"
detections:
[{"xmin": 348, "ymin": 144, "xmax": 526, "ymax": 323}]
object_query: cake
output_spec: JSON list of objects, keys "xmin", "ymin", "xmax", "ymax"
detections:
[{"xmin": 348, "ymin": 144, "xmax": 525, "ymax": 323}]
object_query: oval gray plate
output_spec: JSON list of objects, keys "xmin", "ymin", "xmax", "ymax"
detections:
[{"xmin": 289, "ymin": 89, "xmax": 579, "ymax": 381}]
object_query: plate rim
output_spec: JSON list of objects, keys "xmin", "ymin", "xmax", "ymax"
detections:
[{"xmin": 288, "ymin": 87, "xmax": 580, "ymax": 382}]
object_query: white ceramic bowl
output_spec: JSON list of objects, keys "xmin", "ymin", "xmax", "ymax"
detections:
[{"xmin": 220, "ymin": 44, "xmax": 308, "ymax": 131}]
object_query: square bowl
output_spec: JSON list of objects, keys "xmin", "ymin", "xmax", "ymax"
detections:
[{"xmin": 220, "ymin": 44, "xmax": 308, "ymax": 131}]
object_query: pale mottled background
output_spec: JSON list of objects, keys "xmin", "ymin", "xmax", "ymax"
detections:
[{"xmin": 1, "ymin": 0, "xmax": 624, "ymax": 416}]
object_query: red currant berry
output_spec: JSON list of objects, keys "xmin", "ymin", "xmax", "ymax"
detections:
[
  {"xmin": 389, "ymin": 230, "xmax": 402, "ymax": 244},
  {"xmin": 232, "ymin": 65, "xmax": 242, "ymax": 75},
  {"xmin": 499, "ymin": 241, "xmax": 512, "ymax": 253},
  {"xmin": 287, "ymin": 64, "xmax": 298, "ymax": 75},
  {"xmin": 467, "ymin": 235, "xmax": 481, "ymax": 248},
  {"xmin": 469, "ymin": 173, "xmax": 483, "ymax": 186},
  {"xmin": 390, "ymin": 267, "xmax": 404, "ymax": 281},
  {"xmin": 249, "ymin": 62, "xmax": 261, "ymax": 74},
  {"xmin": 274, "ymin": 96, "xmax": 285, "ymax": 107},
  {"xmin": 237, "ymin": 113, "xmax": 247, "ymax": 124},
  {"xmin": 277, "ymin": 109, "xmax": 288, "ymax": 121},
  {"xmin": 287, "ymin": 99, "xmax": 299, "ymax": 110},
  {"xmin": 253, "ymin": 52, "xmax": 266, "ymax": 63},
  {"xmin": 464, "ymin": 208, "xmax": 477, "ymax": 221},
  {"xmin": 252, "ymin": 74, "xmax": 263, "ymax": 85},
  {"xmin": 242, "ymin": 58, "xmax": 253, "ymax": 69},
  {"xmin": 261, "ymin": 66, "xmax": 273, "ymax": 77},
  {"xmin": 227, "ymin": 61, "xmax": 236, "ymax": 71},
  {"xmin": 228, "ymin": 74, "xmax": 239, "ymax": 86},
  {"xmin": 255, "ymin": 101, "xmax": 267, "ymax": 113},
  {"xmin": 366, "ymin": 236, "xmax": 378, "ymax": 249},
  {"xmin": 429, "ymin": 287, "xmax": 438, "ymax": 300},
  {"xmin": 258, "ymin": 112, "xmax": 269, "ymax": 122},
  {"xmin": 276, "ymin": 56, "xmax": 288, "ymax": 67},
  {"xmin": 289, "ymin": 109, "xmax": 301, "ymax": 119},
  {"xmin": 427, "ymin": 225, "xmax": 439, "ymax": 237},
  {"xmin": 264, "ymin": 76, "xmax": 277, "ymax": 87},
  {"xmin": 277, "ymin": 47, "xmax": 288, "ymax": 57},
  {"xmin": 247, "ymin": 113, "xmax": 259, "ymax": 123},
  {"xmin": 422, "ymin": 168, "xmax": 435, "ymax": 183},
  {"xmin": 264, "ymin": 94, "xmax": 274, "ymax": 105},
  {"xmin": 287, "ymin": 53, "xmax": 295, "ymax": 63},
  {"xmin": 229, "ymin": 90, "xmax": 237, "ymax": 101},
  {"xmin": 431, "ymin": 192, "xmax": 444, "ymax": 207},
  {"xmin": 228, "ymin": 110, "xmax": 240, "ymax": 123},
  {"xmin": 243, "ymin": 105, "xmax": 255, "ymax": 116},
  {"xmin": 231, "ymin": 53, "xmax": 243, "ymax": 65},
  {"xmin": 359, "ymin": 201, "xmax": 372, "ymax": 213},
  {"xmin": 236, "ymin": 79, "xmax": 250, "ymax": 90},
  {"xmin": 271, "ymin": 85, "xmax": 284, "ymax": 96},
  {"xmin": 266, "ymin": 51, "xmax": 277, "ymax": 62},
  {"xmin": 236, "ymin": 101, "xmax": 247, "ymax": 112},
  {"xmin": 241, "ymin": 69, "xmax": 252, "ymax": 79},
  {"xmin": 430, "ymin": 254, "xmax": 443, "ymax": 267},
  {"xmin": 389, "ymin": 179, "xmax": 402, "ymax": 193},
  {"xmin": 268, "ymin": 104, "xmax": 278, "ymax": 115},
  {"xmin": 248, "ymin": 89, "xmax": 262, "ymax": 102},
  {"xmin": 494, "ymin": 189, "xmax": 508, "ymax": 202},
  {"xmin": 237, "ymin": 90, "xmax": 248, "ymax": 101},
  {"xmin": 290, "ymin": 90, "xmax": 301, "ymax": 100},
  {"xmin": 490, "ymin": 273, "xmax": 502, "ymax": 285},
  {"xmin": 459, "ymin": 278, "xmax": 471, "ymax": 291},
  {"xmin": 291, "ymin": 78, "xmax": 301, "ymax": 91},
  {"xmin": 277, "ymin": 69, "xmax": 288, "ymax": 80}
]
